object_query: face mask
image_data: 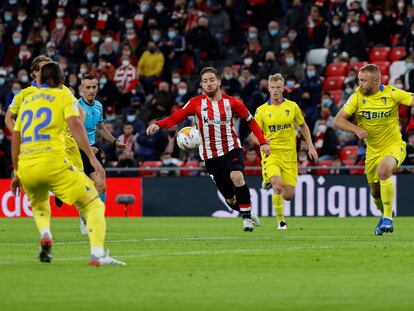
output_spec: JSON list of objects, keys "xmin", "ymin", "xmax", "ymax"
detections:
[
  {"xmin": 395, "ymin": 83, "xmax": 404, "ymax": 89},
  {"xmin": 47, "ymin": 50, "xmax": 55, "ymax": 57},
  {"xmin": 374, "ymin": 14, "xmax": 382, "ymax": 23},
  {"xmin": 172, "ymin": 78, "xmax": 181, "ymax": 85},
  {"xmin": 86, "ymin": 52, "xmax": 94, "ymax": 60},
  {"xmin": 248, "ymin": 33, "xmax": 257, "ymax": 40},
  {"xmin": 100, "ymin": 78, "xmax": 107, "ymax": 85},
  {"xmin": 70, "ymin": 35, "xmax": 79, "ymax": 42},
  {"xmin": 4, "ymin": 14, "xmax": 12, "ymax": 22},
  {"xmin": 56, "ymin": 22, "xmax": 64, "ymax": 30},
  {"xmin": 178, "ymin": 89, "xmax": 187, "ymax": 96},
  {"xmin": 140, "ymin": 3, "xmax": 149, "ymax": 12},
  {"xmin": 80, "ymin": 8, "xmax": 88, "ymax": 16},
  {"xmin": 151, "ymin": 34, "xmax": 161, "ymax": 42},
  {"xmin": 269, "ymin": 29, "xmax": 278, "ymax": 36},
  {"xmin": 17, "ymin": 15, "xmax": 26, "ymax": 22},
  {"xmin": 155, "ymin": 4, "xmax": 164, "ymax": 13},
  {"xmin": 299, "ymin": 156, "xmax": 307, "ymax": 161},
  {"xmin": 16, "ymin": 25, "xmax": 22, "ymax": 32},
  {"xmin": 168, "ymin": 31, "xmax": 176, "ymax": 39},
  {"xmin": 127, "ymin": 115, "xmax": 136, "ymax": 122},
  {"xmin": 224, "ymin": 73, "xmax": 232, "ymax": 80},
  {"xmin": 281, "ymin": 43, "xmax": 290, "ymax": 49},
  {"xmin": 307, "ymin": 71, "xmax": 316, "ymax": 78},
  {"xmin": 13, "ymin": 38, "xmax": 21, "ymax": 45},
  {"xmin": 244, "ymin": 58, "xmax": 253, "ymax": 66},
  {"xmin": 163, "ymin": 159, "xmax": 172, "ymax": 165},
  {"xmin": 127, "ymin": 34, "xmax": 135, "ymax": 40},
  {"xmin": 285, "ymin": 57, "xmax": 294, "ymax": 65},
  {"xmin": 80, "ymin": 67, "xmax": 87, "ymax": 74},
  {"xmin": 332, "ymin": 20, "xmax": 340, "ymax": 26},
  {"xmin": 9, "ymin": 0, "xmax": 17, "ymax": 4},
  {"xmin": 57, "ymin": 11, "xmax": 64, "ymax": 17},
  {"xmin": 105, "ymin": 37, "xmax": 113, "ymax": 43},
  {"xmin": 318, "ymin": 125, "xmax": 327, "ymax": 132},
  {"xmin": 91, "ymin": 36, "xmax": 99, "ymax": 43},
  {"xmin": 122, "ymin": 59, "xmax": 130, "ymax": 67},
  {"xmin": 42, "ymin": 0, "xmax": 48, "ymax": 4},
  {"xmin": 398, "ymin": 2, "xmax": 405, "ymax": 9},
  {"xmin": 12, "ymin": 88, "xmax": 20, "ymax": 95},
  {"xmin": 21, "ymin": 75, "xmax": 28, "ymax": 83},
  {"xmin": 0, "ymin": 134, "xmax": 4, "ymax": 141},
  {"xmin": 350, "ymin": 26, "xmax": 359, "ymax": 34},
  {"xmin": 19, "ymin": 51, "xmax": 29, "ymax": 59},
  {"xmin": 288, "ymin": 32, "xmax": 297, "ymax": 41},
  {"xmin": 286, "ymin": 80, "xmax": 295, "ymax": 87},
  {"xmin": 125, "ymin": 22, "xmax": 134, "ymax": 29},
  {"xmin": 0, "ymin": 77, "xmax": 5, "ymax": 85},
  {"xmin": 345, "ymin": 87, "xmax": 353, "ymax": 94},
  {"xmin": 322, "ymin": 98, "xmax": 331, "ymax": 107}
]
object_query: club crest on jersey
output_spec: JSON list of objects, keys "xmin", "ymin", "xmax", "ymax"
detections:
[
  {"xmin": 381, "ymin": 97, "xmax": 387, "ymax": 105},
  {"xmin": 285, "ymin": 109, "xmax": 290, "ymax": 116},
  {"xmin": 268, "ymin": 114, "xmax": 272, "ymax": 118},
  {"xmin": 362, "ymin": 99, "xmax": 366, "ymax": 104}
]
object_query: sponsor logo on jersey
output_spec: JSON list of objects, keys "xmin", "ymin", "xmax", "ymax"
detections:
[
  {"xmin": 268, "ymin": 124, "xmax": 292, "ymax": 132},
  {"xmin": 361, "ymin": 110, "xmax": 391, "ymax": 120}
]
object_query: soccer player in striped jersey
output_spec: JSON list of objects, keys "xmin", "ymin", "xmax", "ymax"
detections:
[{"xmin": 147, "ymin": 67, "xmax": 270, "ymax": 231}]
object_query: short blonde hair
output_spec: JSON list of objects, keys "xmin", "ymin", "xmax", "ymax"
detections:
[
  {"xmin": 268, "ymin": 73, "xmax": 284, "ymax": 84},
  {"xmin": 359, "ymin": 64, "xmax": 381, "ymax": 77}
]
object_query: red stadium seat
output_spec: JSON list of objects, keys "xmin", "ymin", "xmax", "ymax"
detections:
[
  {"xmin": 391, "ymin": 33, "xmax": 400, "ymax": 46},
  {"xmin": 323, "ymin": 76, "xmax": 345, "ymax": 91},
  {"xmin": 140, "ymin": 161, "xmax": 162, "ymax": 177},
  {"xmin": 340, "ymin": 145, "xmax": 359, "ymax": 161},
  {"xmin": 370, "ymin": 47, "xmax": 391, "ymax": 62},
  {"xmin": 180, "ymin": 161, "xmax": 200, "ymax": 176},
  {"xmin": 373, "ymin": 61, "xmax": 391, "ymax": 75},
  {"xmin": 315, "ymin": 160, "xmax": 333, "ymax": 175},
  {"xmin": 390, "ymin": 47, "xmax": 406, "ymax": 61},
  {"xmin": 326, "ymin": 62, "xmax": 349, "ymax": 77},
  {"xmin": 349, "ymin": 61, "xmax": 368, "ymax": 73},
  {"xmin": 329, "ymin": 90, "xmax": 343, "ymax": 105},
  {"xmin": 343, "ymin": 159, "xmax": 364, "ymax": 175},
  {"xmin": 381, "ymin": 75, "xmax": 390, "ymax": 84}
]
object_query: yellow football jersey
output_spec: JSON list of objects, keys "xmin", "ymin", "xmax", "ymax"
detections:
[
  {"xmin": 8, "ymin": 85, "xmax": 38, "ymax": 116},
  {"xmin": 14, "ymin": 87, "xmax": 80, "ymax": 163},
  {"xmin": 255, "ymin": 99, "xmax": 304, "ymax": 161},
  {"xmin": 343, "ymin": 84, "xmax": 412, "ymax": 155},
  {"xmin": 61, "ymin": 85, "xmax": 79, "ymax": 151}
]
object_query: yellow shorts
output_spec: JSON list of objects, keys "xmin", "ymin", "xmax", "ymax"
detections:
[
  {"xmin": 17, "ymin": 158, "xmax": 97, "ymax": 206},
  {"xmin": 65, "ymin": 146, "xmax": 83, "ymax": 171},
  {"xmin": 262, "ymin": 154, "xmax": 298, "ymax": 187},
  {"xmin": 365, "ymin": 141, "xmax": 406, "ymax": 184}
]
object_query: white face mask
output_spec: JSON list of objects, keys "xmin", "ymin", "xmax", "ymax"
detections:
[
  {"xmin": 373, "ymin": 14, "xmax": 382, "ymax": 23},
  {"xmin": 21, "ymin": 75, "xmax": 29, "ymax": 82},
  {"xmin": 122, "ymin": 59, "xmax": 130, "ymax": 67},
  {"xmin": 244, "ymin": 58, "xmax": 253, "ymax": 66},
  {"xmin": 178, "ymin": 89, "xmax": 187, "ymax": 96},
  {"xmin": 318, "ymin": 125, "xmax": 327, "ymax": 132},
  {"xmin": 100, "ymin": 78, "xmax": 107, "ymax": 85},
  {"xmin": 91, "ymin": 36, "xmax": 99, "ymax": 43},
  {"xmin": 224, "ymin": 73, "xmax": 232, "ymax": 80},
  {"xmin": 80, "ymin": 67, "xmax": 87, "ymax": 74},
  {"xmin": 395, "ymin": 83, "xmax": 404, "ymax": 89},
  {"xmin": 172, "ymin": 78, "xmax": 181, "ymax": 85},
  {"xmin": 56, "ymin": 22, "xmax": 64, "ymax": 30},
  {"xmin": 299, "ymin": 156, "xmax": 307, "ymax": 161},
  {"xmin": 350, "ymin": 26, "xmax": 359, "ymax": 34},
  {"xmin": 57, "ymin": 11, "xmax": 64, "ymax": 17},
  {"xmin": 17, "ymin": 15, "xmax": 27, "ymax": 22},
  {"xmin": 127, "ymin": 115, "xmax": 136, "ymax": 122}
]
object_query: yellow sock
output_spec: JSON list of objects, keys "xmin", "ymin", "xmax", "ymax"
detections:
[
  {"xmin": 32, "ymin": 199, "xmax": 51, "ymax": 237},
  {"xmin": 272, "ymin": 194, "xmax": 285, "ymax": 223},
  {"xmin": 84, "ymin": 198, "xmax": 106, "ymax": 247},
  {"xmin": 380, "ymin": 178, "xmax": 394, "ymax": 219},
  {"xmin": 373, "ymin": 197, "xmax": 384, "ymax": 214}
]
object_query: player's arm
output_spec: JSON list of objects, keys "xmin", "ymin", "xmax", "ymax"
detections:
[
  {"xmin": 146, "ymin": 100, "xmax": 196, "ymax": 135},
  {"xmin": 333, "ymin": 109, "xmax": 367, "ymax": 139},
  {"xmin": 97, "ymin": 122, "xmax": 129, "ymax": 151},
  {"xmin": 10, "ymin": 116, "xmax": 22, "ymax": 195},
  {"xmin": 232, "ymin": 99, "xmax": 270, "ymax": 156},
  {"xmin": 299, "ymin": 122, "xmax": 318, "ymax": 162},
  {"xmin": 5, "ymin": 92, "xmax": 22, "ymax": 132},
  {"xmin": 5, "ymin": 109, "xmax": 17, "ymax": 133}
]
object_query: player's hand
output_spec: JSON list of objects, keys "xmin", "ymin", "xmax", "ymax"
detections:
[
  {"xmin": 260, "ymin": 144, "xmax": 271, "ymax": 157},
  {"xmin": 116, "ymin": 140, "xmax": 131, "ymax": 153},
  {"xmin": 91, "ymin": 146, "xmax": 99, "ymax": 154},
  {"xmin": 11, "ymin": 176, "xmax": 21, "ymax": 196},
  {"xmin": 308, "ymin": 146, "xmax": 318, "ymax": 162},
  {"xmin": 146, "ymin": 124, "xmax": 160, "ymax": 135},
  {"xmin": 90, "ymin": 156, "xmax": 105, "ymax": 178},
  {"xmin": 354, "ymin": 128, "xmax": 368, "ymax": 140}
]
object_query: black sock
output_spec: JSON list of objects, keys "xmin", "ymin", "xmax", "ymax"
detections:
[
  {"xmin": 235, "ymin": 184, "xmax": 251, "ymax": 219},
  {"xmin": 227, "ymin": 201, "xmax": 240, "ymax": 212}
]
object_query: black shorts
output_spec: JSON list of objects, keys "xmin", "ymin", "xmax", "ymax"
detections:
[
  {"xmin": 205, "ymin": 148, "xmax": 245, "ymax": 199},
  {"xmin": 80, "ymin": 144, "xmax": 104, "ymax": 176}
]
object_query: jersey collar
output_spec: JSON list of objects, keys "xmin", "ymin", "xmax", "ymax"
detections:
[
  {"xmin": 268, "ymin": 98, "xmax": 285, "ymax": 105},
  {"xmin": 379, "ymin": 84, "xmax": 384, "ymax": 91},
  {"xmin": 32, "ymin": 81, "xmax": 38, "ymax": 87},
  {"xmin": 80, "ymin": 97, "xmax": 95, "ymax": 106},
  {"xmin": 40, "ymin": 83, "xmax": 51, "ymax": 88}
]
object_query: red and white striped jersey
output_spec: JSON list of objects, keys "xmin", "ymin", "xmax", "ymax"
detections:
[{"xmin": 156, "ymin": 94, "xmax": 266, "ymax": 160}]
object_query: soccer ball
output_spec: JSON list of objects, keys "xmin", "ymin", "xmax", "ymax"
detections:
[{"xmin": 176, "ymin": 127, "xmax": 202, "ymax": 151}]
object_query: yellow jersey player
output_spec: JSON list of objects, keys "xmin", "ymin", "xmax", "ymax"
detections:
[
  {"xmin": 11, "ymin": 62, "xmax": 125, "ymax": 266},
  {"xmin": 334, "ymin": 64, "xmax": 413, "ymax": 235},
  {"xmin": 5, "ymin": 55, "xmax": 85, "ymax": 208},
  {"xmin": 255, "ymin": 73, "xmax": 318, "ymax": 229}
]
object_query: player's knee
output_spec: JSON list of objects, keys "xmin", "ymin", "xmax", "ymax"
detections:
[
  {"xmin": 282, "ymin": 192, "xmax": 294, "ymax": 201},
  {"xmin": 230, "ymin": 171, "xmax": 245, "ymax": 187},
  {"xmin": 96, "ymin": 182, "xmax": 106, "ymax": 194},
  {"xmin": 377, "ymin": 166, "xmax": 392, "ymax": 180}
]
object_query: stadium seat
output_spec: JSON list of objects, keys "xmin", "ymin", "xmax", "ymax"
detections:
[
  {"xmin": 391, "ymin": 33, "xmax": 400, "ymax": 46},
  {"xmin": 340, "ymin": 145, "xmax": 359, "ymax": 161},
  {"xmin": 140, "ymin": 161, "xmax": 163, "ymax": 177},
  {"xmin": 373, "ymin": 61, "xmax": 391, "ymax": 75},
  {"xmin": 329, "ymin": 90, "xmax": 343, "ymax": 105},
  {"xmin": 369, "ymin": 47, "xmax": 391, "ymax": 62},
  {"xmin": 323, "ymin": 76, "xmax": 345, "ymax": 91},
  {"xmin": 315, "ymin": 160, "xmax": 333, "ymax": 175},
  {"xmin": 343, "ymin": 159, "xmax": 364, "ymax": 175},
  {"xmin": 306, "ymin": 48, "xmax": 329, "ymax": 66},
  {"xmin": 382, "ymin": 75, "xmax": 390, "ymax": 84},
  {"xmin": 390, "ymin": 47, "xmax": 406, "ymax": 61},
  {"xmin": 389, "ymin": 61, "xmax": 406, "ymax": 84},
  {"xmin": 349, "ymin": 61, "xmax": 368, "ymax": 73},
  {"xmin": 180, "ymin": 161, "xmax": 200, "ymax": 176},
  {"xmin": 326, "ymin": 62, "xmax": 349, "ymax": 77}
]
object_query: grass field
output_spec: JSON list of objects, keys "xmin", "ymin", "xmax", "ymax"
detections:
[{"xmin": 1, "ymin": 217, "xmax": 414, "ymax": 311}]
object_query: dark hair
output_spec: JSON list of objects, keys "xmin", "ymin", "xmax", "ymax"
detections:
[
  {"xmin": 82, "ymin": 74, "xmax": 97, "ymax": 81},
  {"xmin": 200, "ymin": 66, "xmax": 220, "ymax": 79},
  {"xmin": 40, "ymin": 62, "xmax": 63, "ymax": 87},
  {"xmin": 30, "ymin": 55, "xmax": 52, "ymax": 79}
]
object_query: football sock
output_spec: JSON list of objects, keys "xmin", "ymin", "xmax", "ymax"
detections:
[
  {"xmin": 226, "ymin": 200, "xmax": 240, "ymax": 212},
  {"xmin": 84, "ymin": 198, "xmax": 106, "ymax": 250},
  {"xmin": 373, "ymin": 197, "xmax": 384, "ymax": 214},
  {"xmin": 235, "ymin": 185, "xmax": 251, "ymax": 219},
  {"xmin": 380, "ymin": 178, "xmax": 394, "ymax": 219},
  {"xmin": 33, "ymin": 199, "xmax": 52, "ymax": 238},
  {"xmin": 272, "ymin": 194, "xmax": 285, "ymax": 223},
  {"xmin": 99, "ymin": 192, "xmax": 106, "ymax": 203}
]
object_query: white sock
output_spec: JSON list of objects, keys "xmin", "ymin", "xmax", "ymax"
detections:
[
  {"xmin": 91, "ymin": 246, "xmax": 104, "ymax": 258},
  {"xmin": 40, "ymin": 228, "xmax": 52, "ymax": 239}
]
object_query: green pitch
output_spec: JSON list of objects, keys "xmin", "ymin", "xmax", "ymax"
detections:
[{"xmin": 1, "ymin": 217, "xmax": 414, "ymax": 311}]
